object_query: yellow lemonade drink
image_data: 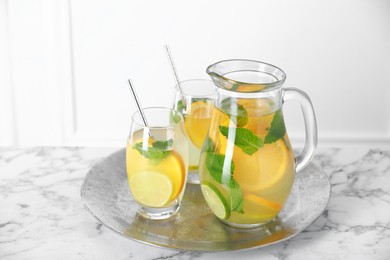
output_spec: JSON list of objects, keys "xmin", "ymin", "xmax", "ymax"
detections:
[
  {"xmin": 182, "ymin": 100, "xmax": 213, "ymax": 169},
  {"xmin": 199, "ymin": 98, "xmax": 295, "ymax": 227},
  {"xmin": 126, "ymin": 128, "xmax": 188, "ymax": 215},
  {"xmin": 173, "ymin": 79, "xmax": 216, "ymax": 184},
  {"xmin": 175, "ymin": 99, "xmax": 213, "ymax": 183}
]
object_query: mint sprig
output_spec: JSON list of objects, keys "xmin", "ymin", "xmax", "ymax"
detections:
[
  {"xmin": 229, "ymin": 179, "xmax": 244, "ymax": 213},
  {"xmin": 264, "ymin": 110, "xmax": 286, "ymax": 144},
  {"xmin": 170, "ymin": 111, "xmax": 182, "ymax": 124},
  {"xmin": 220, "ymin": 98, "xmax": 248, "ymax": 127},
  {"xmin": 176, "ymin": 100, "xmax": 185, "ymax": 114},
  {"xmin": 230, "ymin": 83, "xmax": 241, "ymax": 91},
  {"xmin": 219, "ymin": 126, "xmax": 264, "ymax": 155},
  {"xmin": 206, "ymin": 153, "xmax": 234, "ymax": 184},
  {"xmin": 133, "ymin": 139, "xmax": 173, "ymax": 161},
  {"xmin": 205, "ymin": 151, "xmax": 244, "ymax": 213},
  {"xmin": 203, "ymin": 137, "xmax": 215, "ymax": 153},
  {"xmin": 151, "ymin": 139, "xmax": 173, "ymax": 150}
]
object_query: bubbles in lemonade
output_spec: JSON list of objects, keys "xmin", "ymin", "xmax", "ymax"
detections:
[
  {"xmin": 199, "ymin": 98, "xmax": 295, "ymax": 227},
  {"xmin": 126, "ymin": 128, "xmax": 187, "ymax": 208}
]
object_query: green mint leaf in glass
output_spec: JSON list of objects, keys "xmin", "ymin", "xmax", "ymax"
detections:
[
  {"xmin": 133, "ymin": 142, "xmax": 170, "ymax": 161},
  {"xmin": 176, "ymin": 100, "xmax": 185, "ymax": 114},
  {"xmin": 176, "ymin": 98, "xmax": 207, "ymax": 115},
  {"xmin": 192, "ymin": 98, "xmax": 208, "ymax": 103},
  {"xmin": 205, "ymin": 152, "xmax": 244, "ymax": 213},
  {"xmin": 234, "ymin": 104, "xmax": 248, "ymax": 127},
  {"xmin": 229, "ymin": 179, "xmax": 244, "ymax": 213},
  {"xmin": 151, "ymin": 139, "xmax": 173, "ymax": 150},
  {"xmin": 170, "ymin": 112, "xmax": 182, "ymax": 124},
  {"xmin": 205, "ymin": 153, "xmax": 234, "ymax": 185},
  {"xmin": 264, "ymin": 110, "xmax": 286, "ymax": 144},
  {"xmin": 203, "ymin": 137, "xmax": 215, "ymax": 153},
  {"xmin": 171, "ymin": 100, "xmax": 185, "ymax": 124},
  {"xmin": 219, "ymin": 126, "xmax": 264, "ymax": 155},
  {"xmin": 220, "ymin": 98, "xmax": 248, "ymax": 127},
  {"xmin": 230, "ymin": 83, "xmax": 241, "ymax": 91}
]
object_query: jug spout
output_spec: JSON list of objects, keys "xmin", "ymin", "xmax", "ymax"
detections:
[{"xmin": 206, "ymin": 59, "xmax": 286, "ymax": 93}]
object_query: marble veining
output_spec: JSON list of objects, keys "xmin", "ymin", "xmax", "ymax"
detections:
[{"xmin": 0, "ymin": 147, "xmax": 389, "ymax": 259}]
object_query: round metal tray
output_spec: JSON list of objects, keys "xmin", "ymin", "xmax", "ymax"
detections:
[{"xmin": 81, "ymin": 148, "xmax": 330, "ymax": 251}]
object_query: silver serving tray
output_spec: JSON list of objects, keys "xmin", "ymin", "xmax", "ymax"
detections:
[{"xmin": 81, "ymin": 148, "xmax": 331, "ymax": 251}]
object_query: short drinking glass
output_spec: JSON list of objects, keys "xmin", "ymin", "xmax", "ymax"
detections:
[{"xmin": 126, "ymin": 107, "xmax": 189, "ymax": 220}]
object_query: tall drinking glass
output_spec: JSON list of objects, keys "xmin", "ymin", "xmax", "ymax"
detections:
[
  {"xmin": 173, "ymin": 79, "xmax": 216, "ymax": 184},
  {"xmin": 126, "ymin": 107, "xmax": 189, "ymax": 219}
]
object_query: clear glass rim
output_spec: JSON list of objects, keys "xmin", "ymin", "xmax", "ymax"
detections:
[
  {"xmin": 175, "ymin": 79, "xmax": 217, "ymax": 99},
  {"xmin": 131, "ymin": 106, "xmax": 183, "ymax": 129},
  {"xmin": 206, "ymin": 59, "xmax": 286, "ymax": 92}
]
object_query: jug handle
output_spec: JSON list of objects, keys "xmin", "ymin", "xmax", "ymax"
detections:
[{"xmin": 283, "ymin": 88, "xmax": 318, "ymax": 172}]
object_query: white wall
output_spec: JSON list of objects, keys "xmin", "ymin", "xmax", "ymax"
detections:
[{"xmin": 1, "ymin": 0, "xmax": 390, "ymax": 147}]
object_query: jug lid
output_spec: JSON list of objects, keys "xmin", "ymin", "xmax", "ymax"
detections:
[{"xmin": 206, "ymin": 59, "xmax": 286, "ymax": 93}]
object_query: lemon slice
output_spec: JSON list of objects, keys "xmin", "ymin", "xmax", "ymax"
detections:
[
  {"xmin": 129, "ymin": 171, "xmax": 173, "ymax": 207},
  {"xmin": 156, "ymin": 151, "xmax": 185, "ymax": 201},
  {"xmin": 241, "ymin": 193, "xmax": 281, "ymax": 222},
  {"xmin": 236, "ymin": 84, "xmax": 266, "ymax": 92},
  {"xmin": 201, "ymin": 183, "xmax": 230, "ymax": 219},
  {"xmin": 184, "ymin": 101, "xmax": 213, "ymax": 148},
  {"xmin": 234, "ymin": 139, "xmax": 290, "ymax": 192},
  {"xmin": 237, "ymin": 99, "xmax": 273, "ymax": 138},
  {"xmin": 244, "ymin": 193, "xmax": 282, "ymax": 211},
  {"xmin": 209, "ymin": 112, "xmax": 230, "ymax": 154}
]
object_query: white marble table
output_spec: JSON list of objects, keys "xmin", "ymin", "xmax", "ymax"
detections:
[{"xmin": 0, "ymin": 147, "xmax": 389, "ymax": 259}]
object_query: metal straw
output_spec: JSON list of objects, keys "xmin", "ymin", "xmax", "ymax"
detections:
[
  {"xmin": 127, "ymin": 79, "xmax": 149, "ymax": 128},
  {"xmin": 164, "ymin": 45, "xmax": 186, "ymax": 106}
]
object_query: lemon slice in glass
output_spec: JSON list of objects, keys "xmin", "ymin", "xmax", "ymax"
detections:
[
  {"xmin": 244, "ymin": 193, "xmax": 282, "ymax": 211},
  {"xmin": 184, "ymin": 101, "xmax": 213, "ymax": 148},
  {"xmin": 201, "ymin": 183, "xmax": 230, "ymax": 219},
  {"xmin": 129, "ymin": 171, "xmax": 173, "ymax": 207},
  {"xmin": 234, "ymin": 139, "xmax": 290, "ymax": 192}
]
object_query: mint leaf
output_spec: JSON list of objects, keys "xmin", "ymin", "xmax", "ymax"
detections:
[
  {"xmin": 176, "ymin": 99, "xmax": 207, "ymax": 114},
  {"xmin": 234, "ymin": 105, "xmax": 248, "ymax": 127},
  {"xmin": 170, "ymin": 111, "xmax": 182, "ymax": 124},
  {"xmin": 203, "ymin": 137, "xmax": 215, "ymax": 153},
  {"xmin": 220, "ymin": 98, "xmax": 248, "ymax": 127},
  {"xmin": 264, "ymin": 110, "xmax": 286, "ymax": 144},
  {"xmin": 171, "ymin": 100, "xmax": 185, "ymax": 124},
  {"xmin": 192, "ymin": 98, "xmax": 208, "ymax": 103},
  {"xmin": 205, "ymin": 152, "xmax": 244, "ymax": 213},
  {"xmin": 219, "ymin": 126, "xmax": 264, "ymax": 155},
  {"xmin": 230, "ymin": 83, "xmax": 241, "ymax": 91},
  {"xmin": 229, "ymin": 179, "xmax": 244, "ymax": 213},
  {"xmin": 133, "ymin": 139, "xmax": 172, "ymax": 161},
  {"xmin": 152, "ymin": 139, "xmax": 173, "ymax": 150},
  {"xmin": 176, "ymin": 100, "xmax": 185, "ymax": 114},
  {"xmin": 205, "ymin": 153, "xmax": 234, "ymax": 185}
]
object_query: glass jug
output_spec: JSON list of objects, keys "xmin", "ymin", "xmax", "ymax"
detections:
[{"xmin": 199, "ymin": 59, "xmax": 317, "ymax": 228}]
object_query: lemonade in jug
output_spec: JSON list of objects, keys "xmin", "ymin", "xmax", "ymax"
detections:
[{"xmin": 199, "ymin": 60, "xmax": 317, "ymax": 228}]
